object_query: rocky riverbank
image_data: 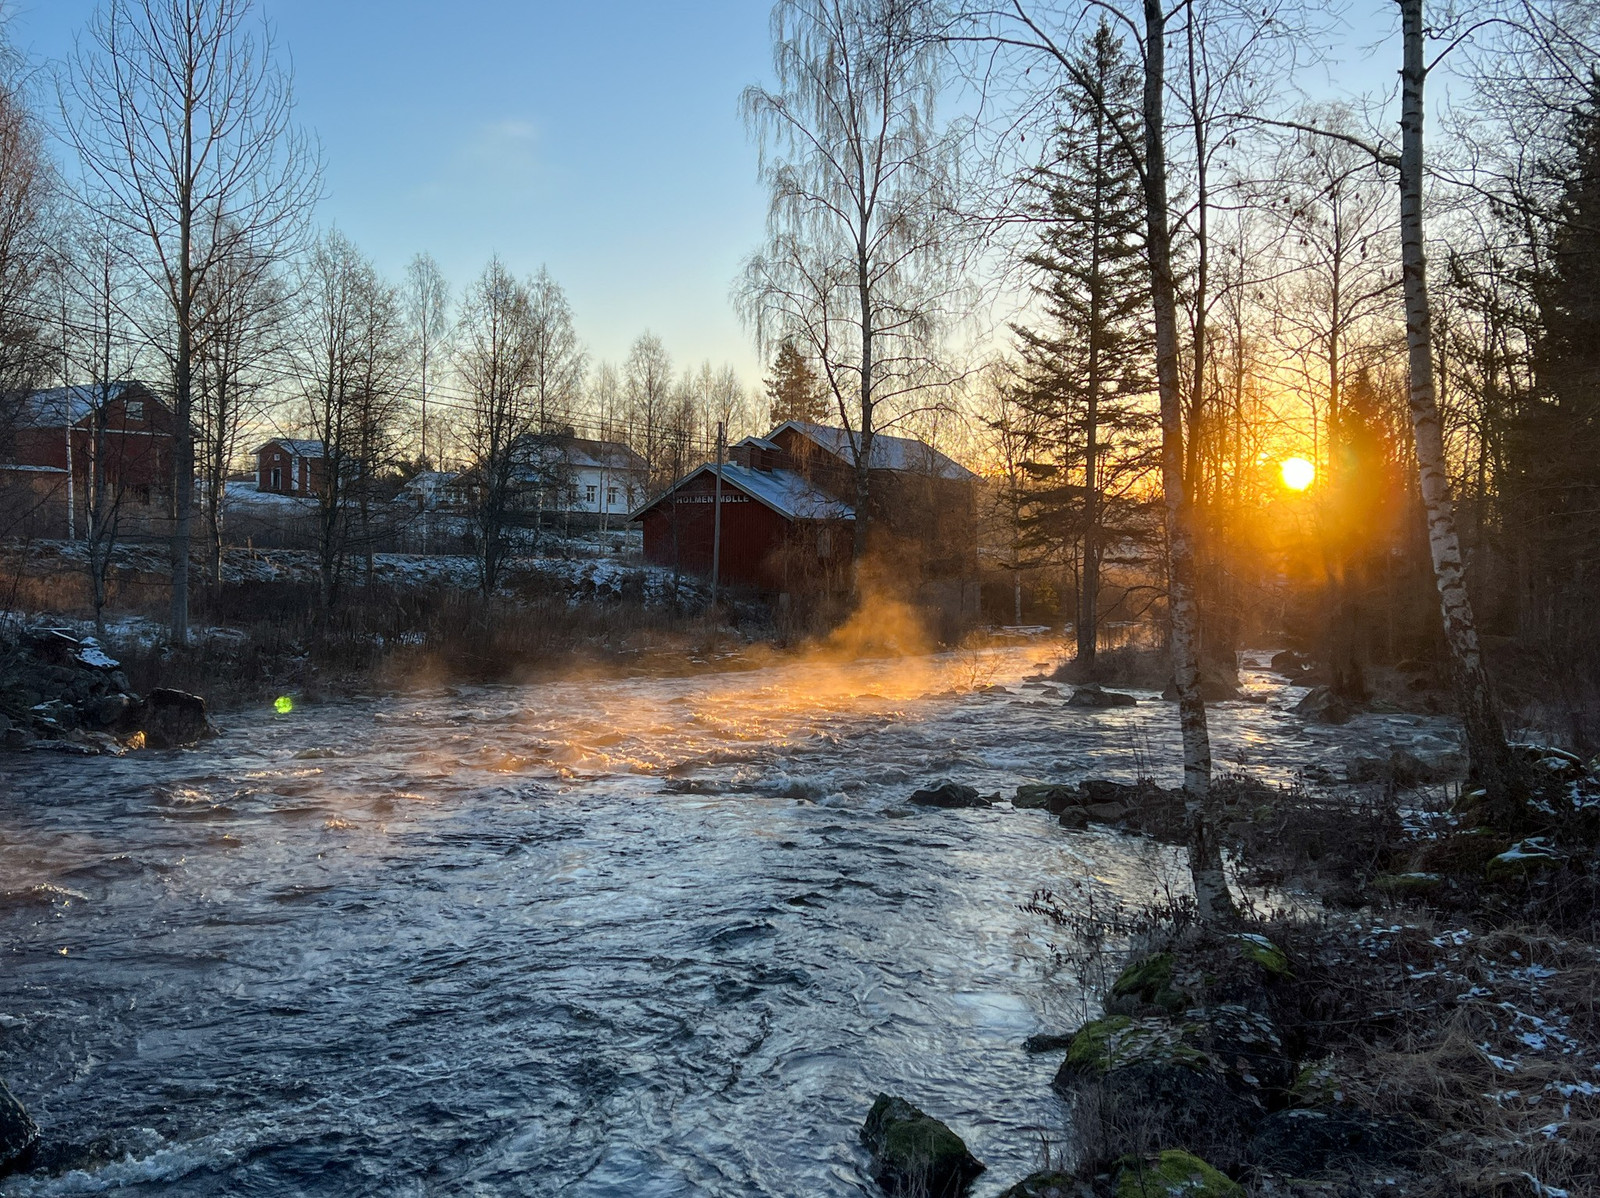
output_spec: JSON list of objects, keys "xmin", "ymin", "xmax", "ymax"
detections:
[
  {"xmin": 859, "ymin": 752, "xmax": 1600, "ymax": 1198},
  {"xmin": 0, "ymin": 622, "xmax": 213, "ymax": 755}
]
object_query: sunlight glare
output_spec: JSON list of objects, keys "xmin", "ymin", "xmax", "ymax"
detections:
[{"xmin": 1280, "ymin": 457, "xmax": 1315, "ymax": 491}]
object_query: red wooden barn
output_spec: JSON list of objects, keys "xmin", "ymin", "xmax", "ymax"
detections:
[
  {"xmin": 632, "ymin": 421, "xmax": 978, "ymax": 596},
  {"xmin": 632, "ymin": 444, "xmax": 854, "ymax": 592}
]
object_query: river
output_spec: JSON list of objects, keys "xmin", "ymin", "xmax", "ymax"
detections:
[{"xmin": 0, "ymin": 645, "xmax": 1461, "ymax": 1196}]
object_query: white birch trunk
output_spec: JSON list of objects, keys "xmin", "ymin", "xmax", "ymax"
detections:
[
  {"xmin": 1141, "ymin": 0, "xmax": 1230, "ymax": 919},
  {"xmin": 1397, "ymin": 0, "xmax": 1519, "ymax": 819}
]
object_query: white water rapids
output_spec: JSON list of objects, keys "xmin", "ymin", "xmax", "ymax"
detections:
[{"xmin": 0, "ymin": 646, "xmax": 1461, "ymax": 1196}]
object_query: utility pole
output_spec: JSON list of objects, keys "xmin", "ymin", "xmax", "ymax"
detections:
[{"xmin": 711, "ymin": 420, "xmax": 725, "ymax": 604}]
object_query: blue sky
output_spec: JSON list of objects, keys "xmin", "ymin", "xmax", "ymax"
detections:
[
  {"xmin": 11, "ymin": 0, "xmax": 777, "ymax": 382},
  {"xmin": 8, "ymin": 1, "xmax": 1406, "ymax": 392}
]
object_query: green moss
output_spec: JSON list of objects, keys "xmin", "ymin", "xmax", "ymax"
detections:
[
  {"xmin": 1115, "ymin": 1150, "xmax": 1242, "ymax": 1197},
  {"xmin": 1485, "ymin": 838, "xmax": 1564, "ymax": 884},
  {"xmin": 1289, "ymin": 1058, "xmax": 1341, "ymax": 1105},
  {"xmin": 1229, "ymin": 932, "xmax": 1291, "ymax": 978},
  {"xmin": 1014, "ymin": 784, "xmax": 1078, "ymax": 810},
  {"xmin": 1109, "ymin": 952, "xmax": 1189, "ymax": 1016},
  {"xmin": 861, "ymin": 1093, "xmax": 984, "ymax": 1195},
  {"xmin": 1065, "ymin": 1016, "xmax": 1209, "ymax": 1076}
]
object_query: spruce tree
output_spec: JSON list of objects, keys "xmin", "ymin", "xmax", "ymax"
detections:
[
  {"xmin": 1010, "ymin": 20, "xmax": 1155, "ymax": 669},
  {"xmin": 765, "ymin": 339, "xmax": 829, "ymax": 426}
]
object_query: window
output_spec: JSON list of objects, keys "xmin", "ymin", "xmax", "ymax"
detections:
[
  {"xmin": 817, "ymin": 528, "xmax": 832, "ymax": 557},
  {"xmin": 585, "ymin": 484, "xmax": 597, "ymax": 504},
  {"xmin": 125, "ymin": 400, "xmax": 144, "ymax": 423},
  {"xmin": 270, "ymin": 468, "xmax": 281, "ymax": 491},
  {"xmin": 607, "ymin": 486, "xmax": 618, "ymax": 505}
]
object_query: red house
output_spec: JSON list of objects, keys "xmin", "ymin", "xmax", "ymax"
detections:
[
  {"xmin": 0, "ymin": 382, "xmax": 175, "ymax": 536},
  {"xmin": 633, "ymin": 421, "xmax": 978, "ymax": 596},
  {"xmin": 633, "ymin": 453, "xmax": 854, "ymax": 592},
  {"xmin": 256, "ymin": 438, "xmax": 325, "ymax": 497}
]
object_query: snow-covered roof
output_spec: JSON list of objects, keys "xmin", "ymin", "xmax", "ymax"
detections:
[
  {"xmin": 630, "ymin": 463, "xmax": 855, "ymax": 523},
  {"xmin": 12, "ymin": 382, "xmax": 154, "ymax": 429},
  {"xmin": 735, "ymin": 435, "xmax": 783, "ymax": 452},
  {"xmin": 260, "ymin": 438, "xmax": 325, "ymax": 458},
  {"xmin": 517, "ymin": 434, "xmax": 646, "ymax": 473},
  {"xmin": 772, "ymin": 420, "xmax": 976, "ymax": 481}
]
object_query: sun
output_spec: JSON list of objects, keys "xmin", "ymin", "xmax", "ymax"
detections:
[{"xmin": 1280, "ymin": 457, "xmax": 1315, "ymax": 491}]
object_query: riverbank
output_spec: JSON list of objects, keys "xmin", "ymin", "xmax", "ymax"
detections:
[{"xmin": 980, "ymin": 755, "xmax": 1600, "ymax": 1198}]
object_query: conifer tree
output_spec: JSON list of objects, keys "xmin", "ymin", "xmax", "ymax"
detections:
[
  {"xmin": 765, "ymin": 339, "xmax": 828, "ymax": 426},
  {"xmin": 1011, "ymin": 20, "xmax": 1155, "ymax": 670}
]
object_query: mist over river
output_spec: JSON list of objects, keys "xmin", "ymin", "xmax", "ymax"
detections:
[{"xmin": 0, "ymin": 646, "xmax": 1461, "ymax": 1196}]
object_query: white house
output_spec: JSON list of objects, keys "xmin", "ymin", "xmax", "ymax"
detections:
[{"xmin": 515, "ymin": 434, "xmax": 648, "ymax": 522}]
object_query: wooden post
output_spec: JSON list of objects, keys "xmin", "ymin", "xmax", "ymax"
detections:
[{"xmin": 711, "ymin": 421, "xmax": 725, "ymax": 603}]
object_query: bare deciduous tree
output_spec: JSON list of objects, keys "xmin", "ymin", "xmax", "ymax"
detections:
[
  {"xmin": 64, "ymin": 0, "xmax": 319, "ymax": 644},
  {"xmin": 741, "ymin": 0, "xmax": 962, "ymax": 579},
  {"xmin": 405, "ymin": 252, "xmax": 450, "ymax": 468},
  {"xmin": 456, "ymin": 257, "xmax": 537, "ymax": 594}
]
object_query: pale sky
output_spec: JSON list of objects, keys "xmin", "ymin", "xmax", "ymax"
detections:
[
  {"xmin": 11, "ymin": 0, "xmax": 778, "ymax": 384},
  {"xmin": 8, "ymin": 0, "xmax": 1407, "ymax": 394}
]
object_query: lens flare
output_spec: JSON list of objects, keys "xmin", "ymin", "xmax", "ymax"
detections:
[
  {"xmin": 1280, "ymin": 457, "xmax": 1315, "ymax": 491},
  {"xmin": 274, "ymin": 695, "xmax": 294, "ymax": 715}
]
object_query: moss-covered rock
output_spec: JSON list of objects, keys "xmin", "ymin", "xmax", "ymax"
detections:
[
  {"xmin": 1484, "ymin": 837, "xmax": 1564, "ymax": 883},
  {"xmin": 1414, "ymin": 827, "xmax": 1510, "ymax": 875},
  {"xmin": 997, "ymin": 1170, "xmax": 1086, "ymax": 1198},
  {"xmin": 1106, "ymin": 952, "xmax": 1190, "ymax": 1017},
  {"xmin": 1113, "ymin": 1150, "xmax": 1243, "ymax": 1197},
  {"xmin": 860, "ymin": 1093, "xmax": 984, "ymax": 1197},
  {"xmin": 1059, "ymin": 1016, "xmax": 1210, "ymax": 1078},
  {"xmin": 1228, "ymin": 933, "xmax": 1291, "ymax": 979}
]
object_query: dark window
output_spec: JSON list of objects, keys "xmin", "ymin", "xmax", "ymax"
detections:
[
  {"xmin": 125, "ymin": 400, "xmax": 144, "ymax": 423},
  {"xmin": 270, "ymin": 468, "xmax": 281, "ymax": 491},
  {"xmin": 585, "ymin": 484, "xmax": 597, "ymax": 503}
]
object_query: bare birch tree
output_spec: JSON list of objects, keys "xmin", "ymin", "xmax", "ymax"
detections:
[
  {"xmin": 456, "ymin": 257, "xmax": 537, "ymax": 594},
  {"xmin": 952, "ymin": 0, "xmax": 1241, "ymax": 918},
  {"xmin": 194, "ymin": 226, "xmax": 284, "ymax": 595},
  {"xmin": 63, "ymin": 0, "xmax": 318, "ymax": 645},
  {"xmin": 740, "ymin": 0, "xmax": 962, "ymax": 580},
  {"xmin": 405, "ymin": 252, "xmax": 450, "ymax": 468}
]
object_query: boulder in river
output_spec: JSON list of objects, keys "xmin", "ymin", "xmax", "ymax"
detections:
[
  {"xmin": 1293, "ymin": 685, "xmax": 1354, "ymax": 725},
  {"xmin": 908, "ymin": 780, "xmax": 990, "ymax": 809},
  {"xmin": 1066, "ymin": 685, "xmax": 1137, "ymax": 709},
  {"xmin": 141, "ymin": 688, "xmax": 212, "ymax": 749},
  {"xmin": 1012, "ymin": 784, "xmax": 1078, "ymax": 812},
  {"xmin": 860, "ymin": 1093, "xmax": 984, "ymax": 1197},
  {"xmin": 0, "ymin": 1078, "xmax": 38, "ymax": 1171}
]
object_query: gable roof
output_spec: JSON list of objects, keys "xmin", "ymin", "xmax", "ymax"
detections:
[
  {"xmin": 630, "ymin": 462, "xmax": 855, "ymax": 523},
  {"xmin": 771, "ymin": 420, "xmax": 976, "ymax": 481},
  {"xmin": 12, "ymin": 382, "xmax": 161, "ymax": 430},
  {"xmin": 260, "ymin": 438, "xmax": 325, "ymax": 458}
]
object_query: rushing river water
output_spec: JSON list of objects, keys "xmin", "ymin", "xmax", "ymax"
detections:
[{"xmin": 0, "ymin": 645, "xmax": 1463, "ymax": 1197}]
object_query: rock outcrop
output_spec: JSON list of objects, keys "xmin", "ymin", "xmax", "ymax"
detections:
[
  {"xmin": 908, "ymin": 780, "xmax": 991, "ymax": 809},
  {"xmin": 860, "ymin": 1093, "xmax": 984, "ymax": 1197}
]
